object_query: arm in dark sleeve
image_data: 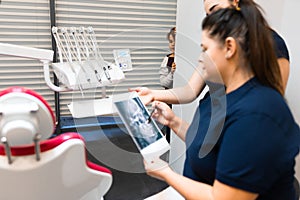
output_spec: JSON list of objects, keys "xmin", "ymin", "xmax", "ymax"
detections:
[{"xmin": 271, "ymin": 29, "xmax": 290, "ymax": 61}]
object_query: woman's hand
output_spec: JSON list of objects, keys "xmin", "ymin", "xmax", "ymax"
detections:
[
  {"xmin": 144, "ymin": 157, "xmax": 172, "ymax": 181},
  {"xmin": 128, "ymin": 87, "xmax": 154, "ymax": 105},
  {"xmin": 151, "ymin": 101, "xmax": 176, "ymax": 127}
]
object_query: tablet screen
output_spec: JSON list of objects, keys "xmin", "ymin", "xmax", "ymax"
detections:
[{"xmin": 114, "ymin": 96, "xmax": 163, "ymax": 150}]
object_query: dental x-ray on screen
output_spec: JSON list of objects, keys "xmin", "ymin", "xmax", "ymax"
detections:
[{"xmin": 113, "ymin": 92, "xmax": 170, "ymax": 161}]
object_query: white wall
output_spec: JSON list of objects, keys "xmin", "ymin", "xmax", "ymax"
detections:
[
  {"xmin": 174, "ymin": 0, "xmax": 300, "ymax": 180},
  {"xmin": 169, "ymin": 0, "xmax": 204, "ymax": 174}
]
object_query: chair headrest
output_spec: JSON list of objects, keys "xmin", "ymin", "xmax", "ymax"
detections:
[{"xmin": 0, "ymin": 87, "xmax": 55, "ymax": 146}]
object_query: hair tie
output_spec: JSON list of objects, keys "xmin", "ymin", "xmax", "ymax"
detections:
[{"xmin": 235, "ymin": 1, "xmax": 241, "ymax": 11}]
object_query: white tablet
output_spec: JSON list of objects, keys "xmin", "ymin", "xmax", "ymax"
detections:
[{"xmin": 113, "ymin": 92, "xmax": 170, "ymax": 162}]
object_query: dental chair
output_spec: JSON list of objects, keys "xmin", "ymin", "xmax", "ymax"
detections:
[{"xmin": 0, "ymin": 87, "xmax": 113, "ymax": 200}]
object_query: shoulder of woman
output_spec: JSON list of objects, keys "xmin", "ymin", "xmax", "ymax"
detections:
[{"xmin": 237, "ymin": 85, "xmax": 294, "ymax": 125}]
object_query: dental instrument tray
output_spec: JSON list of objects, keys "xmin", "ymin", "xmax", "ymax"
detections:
[{"xmin": 51, "ymin": 26, "xmax": 125, "ymax": 91}]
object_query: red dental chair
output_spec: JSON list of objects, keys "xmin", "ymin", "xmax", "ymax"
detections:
[{"xmin": 0, "ymin": 87, "xmax": 113, "ymax": 200}]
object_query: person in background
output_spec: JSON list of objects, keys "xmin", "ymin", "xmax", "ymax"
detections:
[
  {"xmin": 159, "ymin": 27, "xmax": 176, "ymax": 89},
  {"xmin": 144, "ymin": 7, "xmax": 300, "ymax": 200},
  {"xmin": 158, "ymin": 27, "xmax": 176, "ymax": 142},
  {"xmin": 129, "ymin": 0, "xmax": 290, "ymax": 106}
]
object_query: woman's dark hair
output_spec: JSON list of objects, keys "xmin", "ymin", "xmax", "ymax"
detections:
[
  {"xmin": 202, "ymin": 1, "xmax": 283, "ymax": 95},
  {"xmin": 167, "ymin": 27, "xmax": 176, "ymax": 41}
]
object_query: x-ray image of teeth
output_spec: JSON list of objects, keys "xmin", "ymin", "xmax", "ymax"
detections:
[{"xmin": 115, "ymin": 97, "xmax": 162, "ymax": 150}]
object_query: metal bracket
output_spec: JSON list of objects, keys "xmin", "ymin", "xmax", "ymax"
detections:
[
  {"xmin": 1, "ymin": 137, "xmax": 12, "ymax": 164},
  {"xmin": 33, "ymin": 133, "xmax": 41, "ymax": 161}
]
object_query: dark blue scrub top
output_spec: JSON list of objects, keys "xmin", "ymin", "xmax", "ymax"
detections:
[
  {"xmin": 184, "ymin": 78, "xmax": 300, "ymax": 199},
  {"xmin": 271, "ymin": 29, "xmax": 290, "ymax": 61}
]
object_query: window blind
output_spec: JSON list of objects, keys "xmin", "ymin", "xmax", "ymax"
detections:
[
  {"xmin": 55, "ymin": 0, "xmax": 177, "ymax": 115},
  {"xmin": 0, "ymin": 0, "xmax": 55, "ymax": 111},
  {"xmin": 0, "ymin": 0, "xmax": 177, "ymax": 117}
]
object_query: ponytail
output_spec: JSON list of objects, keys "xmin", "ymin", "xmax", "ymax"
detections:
[{"xmin": 239, "ymin": 0, "xmax": 283, "ymax": 95}]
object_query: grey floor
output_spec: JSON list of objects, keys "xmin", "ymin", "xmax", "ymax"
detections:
[{"xmin": 81, "ymin": 125, "xmax": 169, "ymax": 200}]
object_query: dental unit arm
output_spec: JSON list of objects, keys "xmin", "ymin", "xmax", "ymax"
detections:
[
  {"xmin": 0, "ymin": 42, "xmax": 68, "ymax": 92},
  {"xmin": 0, "ymin": 28, "xmax": 125, "ymax": 93},
  {"xmin": 0, "ymin": 26, "xmax": 126, "ymax": 117}
]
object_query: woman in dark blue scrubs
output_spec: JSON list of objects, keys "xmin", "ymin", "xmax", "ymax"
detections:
[{"xmin": 144, "ymin": 6, "xmax": 300, "ymax": 200}]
